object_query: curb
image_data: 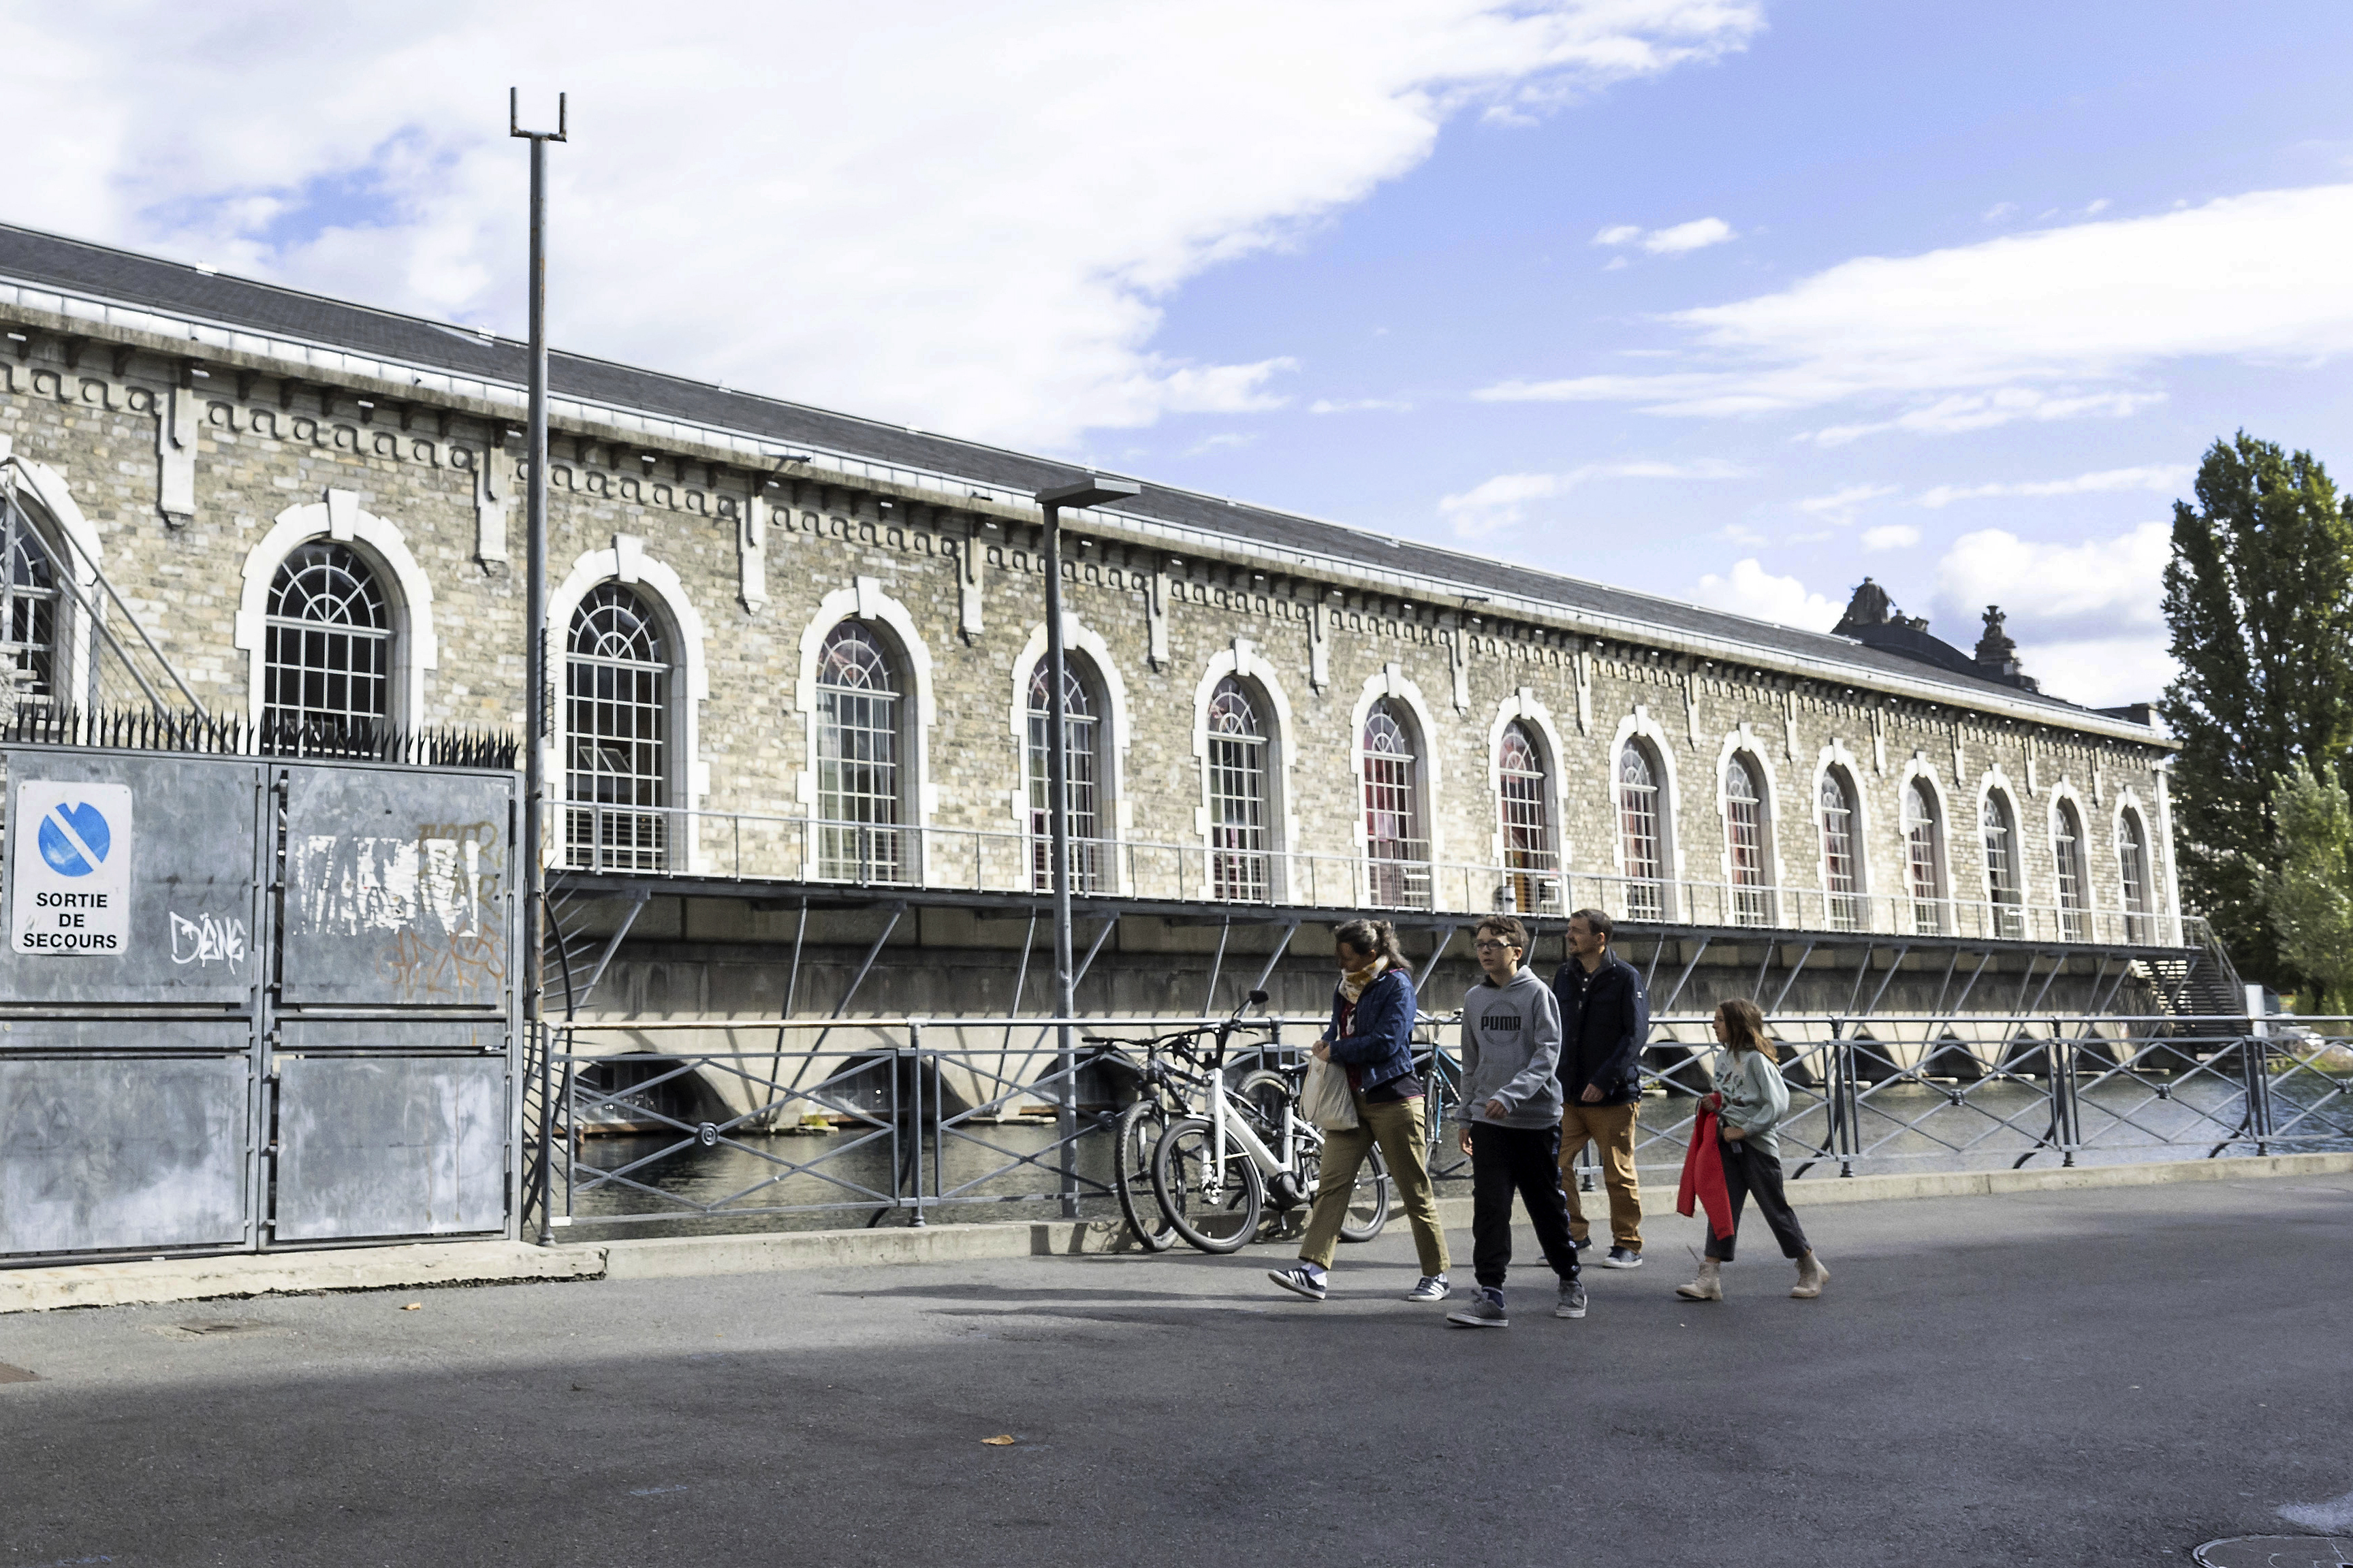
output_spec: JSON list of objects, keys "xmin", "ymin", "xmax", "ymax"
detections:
[{"xmin": 5, "ymin": 1151, "xmax": 2345, "ymax": 1313}]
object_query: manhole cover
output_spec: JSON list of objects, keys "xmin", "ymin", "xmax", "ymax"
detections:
[
  {"xmin": 2194, "ymin": 1537, "xmax": 2353, "ymax": 1567},
  {"xmin": 149, "ymin": 1320, "xmax": 283, "ymax": 1341}
]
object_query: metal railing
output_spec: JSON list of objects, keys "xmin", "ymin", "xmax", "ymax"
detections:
[
  {"xmin": 524, "ymin": 1011, "xmax": 2350, "ymax": 1239},
  {"xmin": 556, "ymin": 801, "xmax": 2187, "ymax": 946}
]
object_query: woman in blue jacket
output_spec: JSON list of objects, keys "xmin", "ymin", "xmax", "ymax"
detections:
[{"xmin": 1269, "ymin": 919, "xmax": 1453, "ymax": 1303}]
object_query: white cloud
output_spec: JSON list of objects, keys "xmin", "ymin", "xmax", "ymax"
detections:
[
  {"xmin": 1861, "ymin": 524, "xmax": 1919, "ymax": 550},
  {"xmin": 1308, "ymin": 396, "xmax": 1415, "ymax": 413},
  {"xmin": 1592, "ymin": 215, "xmax": 1737, "ymax": 255},
  {"xmin": 1185, "ymin": 432, "xmax": 1259, "ymax": 455},
  {"xmin": 0, "ymin": 1, "xmax": 1760, "ymax": 450},
  {"xmin": 1438, "ymin": 457, "xmax": 1742, "ymax": 537},
  {"xmin": 1914, "ymin": 464, "xmax": 2189, "ymax": 508},
  {"xmin": 1794, "ymin": 481, "xmax": 1896, "ymax": 522},
  {"xmin": 1692, "ymin": 559, "xmax": 1842, "ymax": 633},
  {"xmin": 1477, "ymin": 184, "xmax": 2353, "ymax": 436},
  {"xmin": 1931, "ymin": 521, "xmax": 2173, "ymax": 705}
]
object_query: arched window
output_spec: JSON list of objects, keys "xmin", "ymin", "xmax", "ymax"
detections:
[
  {"xmin": 566, "ymin": 583, "xmax": 669, "ymax": 871},
  {"xmin": 815, "ymin": 622, "xmax": 904, "ymax": 882},
  {"xmin": 1981, "ymin": 789, "xmax": 2023, "ymax": 938},
  {"xmin": 2053, "ymin": 801, "xmax": 2089, "ymax": 942},
  {"xmin": 1027, "ymin": 656, "xmax": 1104, "ymax": 894},
  {"xmin": 1206, "ymin": 676, "xmax": 1272, "ymax": 901},
  {"xmin": 1724, "ymin": 753, "xmax": 1771, "ymax": 927},
  {"xmin": 1498, "ymin": 722, "xmax": 1556, "ymax": 913},
  {"xmin": 264, "ymin": 541, "xmax": 391, "ymax": 743},
  {"xmin": 1820, "ymin": 767, "xmax": 1862, "ymax": 932},
  {"xmin": 1617, "ymin": 741, "xmax": 1667, "ymax": 921},
  {"xmin": 1904, "ymin": 780, "xmax": 1945, "ymax": 935},
  {"xmin": 1, "ymin": 497, "xmax": 59, "ymax": 707},
  {"xmin": 2117, "ymin": 809, "xmax": 2151, "ymax": 944},
  {"xmin": 1362, "ymin": 700, "xmax": 1427, "ymax": 908}
]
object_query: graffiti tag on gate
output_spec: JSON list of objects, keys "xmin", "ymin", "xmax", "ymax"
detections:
[
  {"xmin": 285, "ymin": 818, "xmax": 507, "ymax": 1002},
  {"xmin": 169, "ymin": 910, "xmax": 247, "ymax": 971}
]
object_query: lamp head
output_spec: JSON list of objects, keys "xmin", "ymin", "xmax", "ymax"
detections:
[{"xmin": 1035, "ymin": 475, "xmax": 1141, "ymax": 511}]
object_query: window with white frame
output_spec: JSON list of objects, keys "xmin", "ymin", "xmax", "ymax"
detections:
[
  {"xmin": 1498, "ymin": 721, "xmax": 1556, "ymax": 914},
  {"xmin": 1362, "ymin": 700, "xmax": 1427, "ymax": 909},
  {"xmin": 1207, "ymin": 676, "xmax": 1272, "ymax": 903},
  {"xmin": 2053, "ymin": 800, "xmax": 2089, "ymax": 941},
  {"xmin": 1617, "ymin": 740, "xmax": 1667, "ymax": 921},
  {"xmin": 1027, "ymin": 656, "xmax": 1104, "ymax": 893},
  {"xmin": 1981, "ymin": 788, "xmax": 2023, "ymax": 938},
  {"xmin": 264, "ymin": 541, "xmax": 392, "ymax": 745},
  {"xmin": 815, "ymin": 622, "xmax": 905, "ymax": 882},
  {"xmin": 2117, "ymin": 808, "xmax": 2151, "ymax": 943},
  {"xmin": 1820, "ymin": 767, "xmax": 1862, "ymax": 932},
  {"xmin": 1, "ymin": 496, "xmax": 59, "ymax": 706},
  {"xmin": 1904, "ymin": 779, "xmax": 1945, "ymax": 935},
  {"xmin": 1725, "ymin": 752, "xmax": 1771, "ymax": 927},
  {"xmin": 566, "ymin": 583, "xmax": 670, "ymax": 872}
]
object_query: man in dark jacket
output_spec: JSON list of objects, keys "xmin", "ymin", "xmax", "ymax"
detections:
[{"xmin": 1550, "ymin": 907, "xmax": 1649, "ymax": 1268}]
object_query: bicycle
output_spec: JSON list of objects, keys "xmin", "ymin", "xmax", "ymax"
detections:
[
  {"xmin": 1148, "ymin": 1011, "xmax": 1392, "ymax": 1255},
  {"xmin": 1086, "ymin": 1022, "xmax": 1229, "ymax": 1253}
]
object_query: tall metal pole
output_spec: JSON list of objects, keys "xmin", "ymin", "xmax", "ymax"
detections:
[
  {"xmin": 1041, "ymin": 500, "xmax": 1077, "ymax": 1217},
  {"xmin": 512, "ymin": 89, "xmax": 567, "ymax": 1245}
]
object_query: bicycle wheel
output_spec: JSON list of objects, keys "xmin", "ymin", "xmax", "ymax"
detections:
[
  {"xmin": 1337, "ymin": 1141, "xmax": 1391, "ymax": 1243},
  {"xmin": 1150, "ymin": 1116, "xmax": 1264, "ymax": 1255},
  {"xmin": 1112, "ymin": 1100, "xmax": 1176, "ymax": 1252},
  {"xmin": 1232, "ymin": 1068, "xmax": 1293, "ymax": 1137}
]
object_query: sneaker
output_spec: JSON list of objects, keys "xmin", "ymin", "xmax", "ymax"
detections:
[
  {"xmin": 1602, "ymin": 1247, "xmax": 1643, "ymax": 1270},
  {"xmin": 1267, "ymin": 1264, "xmax": 1327, "ymax": 1301},
  {"xmin": 1404, "ymin": 1273, "xmax": 1451, "ymax": 1302},
  {"xmin": 1555, "ymin": 1279, "xmax": 1588, "ymax": 1319},
  {"xmin": 1570, "ymin": 1235, "xmax": 1594, "ymax": 1253},
  {"xmin": 1446, "ymin": 1291, "xmax": 1509, "ymax": 1329}
]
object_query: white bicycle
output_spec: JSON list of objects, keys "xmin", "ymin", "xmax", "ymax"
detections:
[{"xmin": 1148, "ymin": 1034, "xmax": 1391, "ymax": 1255}]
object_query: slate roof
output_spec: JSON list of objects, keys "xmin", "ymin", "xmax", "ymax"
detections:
[{"xmin": 0, "ymin": 221, "xmax": 2128, "ymax": 730}]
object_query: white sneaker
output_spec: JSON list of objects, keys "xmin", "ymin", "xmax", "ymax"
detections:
[{"xmin": 1404, "ymin": 1274, "xmax": 1450, "ymax": 1302}]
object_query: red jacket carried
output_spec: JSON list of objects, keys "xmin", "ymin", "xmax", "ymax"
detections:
[{"xmin": 1677, "ymin": 1104, "xmax": 1735, "ymax": 1241}]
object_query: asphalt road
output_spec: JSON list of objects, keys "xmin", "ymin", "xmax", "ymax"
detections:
[{"xmin": 2, "ymin": 1176, "xmax": 2349, "ymax": 1568}]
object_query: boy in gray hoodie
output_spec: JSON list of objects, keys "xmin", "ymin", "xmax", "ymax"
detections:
[{"xmin": 1445, "ymin": 916, "xmax": 1586, "ymax": 1328}]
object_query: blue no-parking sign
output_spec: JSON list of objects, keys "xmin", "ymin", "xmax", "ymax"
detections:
[{"xmin": 10, "ymin": 780, "xmax": 133, "ymax": 954}]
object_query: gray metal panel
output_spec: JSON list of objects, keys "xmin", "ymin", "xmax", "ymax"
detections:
[
  {"xmin": 273, "ymin": 1056, "xmax": 506, "ymax": 1240},
  {"xmin": 277, "ymin": 1018, "xmax": 503, "ymax": 1053},
  {"xmin": 0, "ymin": 1056, "xmax": 249, "ymax": 1255},
  {"xmin": 0, "ymin": 751, "xmax": 259, "ymax": 1005},
  {"xmin": 0, "ymin": 1017, "xmax": 248, "ymax": 1052},
  {"xmin": 279, "ymin": 766, "xmax": 514, "ymax": 1008}
]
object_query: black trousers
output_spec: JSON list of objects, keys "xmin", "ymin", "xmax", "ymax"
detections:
[
  {"xmin": 1468, "ymin": 1122, "xmax": 1581, "ymax": 1289},
  {"xmin": 1704, "ymin": 1136, "xmax": 1810, "ymax": 1262}
]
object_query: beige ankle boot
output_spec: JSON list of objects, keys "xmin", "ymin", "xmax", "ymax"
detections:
[
  {"xmin": 1790, "ymin": 1251, "xmax": 1829, "ymax": 1299},
  {"xmin": 1675, "ymin": 1258, "xmax": 1722, "ymax": 1301}
]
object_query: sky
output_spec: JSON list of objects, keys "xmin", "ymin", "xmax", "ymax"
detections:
[{"xmin": 8, "ymin": 0, "xmax": 2352, "ymax": 709}]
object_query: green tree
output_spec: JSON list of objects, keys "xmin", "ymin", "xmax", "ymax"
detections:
[
  {"xmin": 2160, "ymin": 433, "xmax": 2353, "ymax": 987},
  {"xmin": 2262, "ymin": 764, "xmax": 2353, "ymax": 1012}
]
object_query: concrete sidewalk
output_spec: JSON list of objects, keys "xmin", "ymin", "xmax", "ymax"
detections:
[{"xmin": 5, "ymin": 1147, "xmax": 2347, "ymax": 1315}]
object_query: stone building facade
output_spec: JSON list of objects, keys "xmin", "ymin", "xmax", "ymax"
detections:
[{"xmin": 0, "ymin": 225, "xmax": 2186, "ymax": 1037}]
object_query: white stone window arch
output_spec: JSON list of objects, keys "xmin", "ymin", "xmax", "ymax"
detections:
[
  {"xmin": 0, "ymin": 455, "xmax": 102, "ymax": 710},
  {"xmin": 236, "ymin": 490, "xmax": 437, "ymax": 730},
  {"xmin": 2111, "ymin": 786, "xmax": 2160, "ymax": 940},
  {"xmin": 2047, "ymin": 778, "xmax": 2096, "ymax": 941},
  {"xmin": 1974, "ymin": 765, "xmax": 2030, "ymax": 939},
  {"xmin": 1190, "ymin": 639, "xmax": 1299, "ymax": 902},
  {"xmin": 1009, "ymin": 615, "xmax": 1133, "ymax": 895},
  {"xmin": 795, "ymin": 577, "xmax": 936, "ymax": 879},
  {"xmin": 1810, "ymin": 739, "xmax": 1874, "ymax": 933},
  {"xmin": 1486, "ymin": 689, "xmax": 1570, "ymax": 916},
  {"xmin": 1609, "ymin": 706, "xmax": 1683, "ymax": 921},
  {"xmin": 550, "ymin": 536, "xmax": 712, "ymax": 871},
  {"xmin": 1894, "ymin": 756, "xmax": 1954, "ymax": 935},
  {"xmin": 1711, "ymin": 724, "xmax": 1782, "ymax": 928},
  {"xmin": 1349, "ymin": 664, "xmax": 1442, "ymax": 910}
]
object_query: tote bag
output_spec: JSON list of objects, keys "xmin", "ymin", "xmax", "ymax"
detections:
[{"xmin": 1301, "ymin": 1053, "xmax": 1359, "ymax": 1132}]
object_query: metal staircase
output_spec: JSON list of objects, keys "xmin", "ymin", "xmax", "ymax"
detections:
[{"xmin": 2133, "ymin": 917, "xmax": 2248, "ymax": 1034}]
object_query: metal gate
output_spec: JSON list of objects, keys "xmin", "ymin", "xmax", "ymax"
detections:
[{"xmin": 0, "ymin": 745, "xmax": 519, "ymax": 1264}]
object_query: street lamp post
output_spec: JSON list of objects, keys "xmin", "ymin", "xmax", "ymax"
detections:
[{"xmin": 1032, "ymin": 475, "xmax": 1139, "ymax": 1217}]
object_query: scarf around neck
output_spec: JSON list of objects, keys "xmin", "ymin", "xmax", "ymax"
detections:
[{"xmin": 1338, "ymin": 956, "xmax": 1388, "ymax": 1005}]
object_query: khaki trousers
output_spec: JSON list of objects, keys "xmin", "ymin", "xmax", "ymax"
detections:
[
  {"xmin": 1558, "ymin": 1100, "xmax": 1643, "ymax": 1251},
  {"xmin": 1299, "ymin": 1091, "xmax": 1449, "ymax": 1276}
]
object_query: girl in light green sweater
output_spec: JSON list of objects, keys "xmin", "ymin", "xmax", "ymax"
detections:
[{"xmin": 1675, "ymin": 999, "xmax": 1829, "ymax": 1302}]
